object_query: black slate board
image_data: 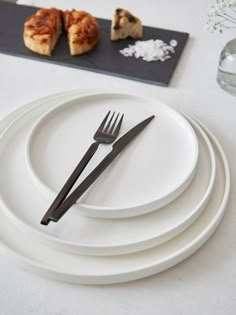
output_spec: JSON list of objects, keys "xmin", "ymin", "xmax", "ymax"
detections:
[{"xmin": 0, "ymin": 2, "xmax": 189, "ymax": 86}]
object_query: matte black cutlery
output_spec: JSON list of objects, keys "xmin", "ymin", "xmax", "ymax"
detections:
[
  {"xmin": 41, "ymin": 111, "xmax": 124, "ymax": 225},
  {"xmin": 47, "ymin": 115, "xmax": 155, "ymax": 224}
]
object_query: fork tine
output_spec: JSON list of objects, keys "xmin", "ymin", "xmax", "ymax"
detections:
[
  {"xmin": 112, "ymin": 113, "xmax": 124, "ymax": 138},
  {"xmin": 97, "ymin": 110, "xmax": 111, "ymax": 133},
  {"xmin": 104, "ymin": 111, "xmax": 115, "ymax": 133},
  {"xmin": 108, "ymin": 112, "xmax": 120, "ymax": 134}
]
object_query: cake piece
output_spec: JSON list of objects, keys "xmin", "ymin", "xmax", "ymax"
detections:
[
  {"xmin": 23, "ymin": 8, "xmax": 62, "ymax": 56},
  {"xmin": 111, "ymin": 8, "xmax": 143, "ymax": 40},
  {"xmin": 63, "ymin": 10, "xmax": 99, "ymax": 56}
]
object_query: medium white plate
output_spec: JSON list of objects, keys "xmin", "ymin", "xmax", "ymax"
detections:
[
  {"xmin": 0, "ymin": 92, "xmax": 230, "ymax": 284},
  {"xmin": 26, "ymin": 91, "xmax": 199, "ymax": 218},
  {"xmin": 0, "ymin": 91, "xmax": 215, "ymax": 255}
]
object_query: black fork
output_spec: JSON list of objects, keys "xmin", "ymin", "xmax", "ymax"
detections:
[{"xmin": 41, "ymin": 111, "xmax": 124, "ymax": 225}]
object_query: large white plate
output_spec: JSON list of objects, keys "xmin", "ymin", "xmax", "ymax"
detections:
[
  {"xmin": 0, "ymin": 91, "xmax": 214, "ymax": 256},
  {"xmin": 0, "ymin": 91, "xmax": 230, "ymax": 284},
  {"xmin": 0, "ymin": 93, "xmax": 215, "ymax": 255},
  {"xmin": 25, "ymin": 91, "xmax": 199, "ymax": 218}
]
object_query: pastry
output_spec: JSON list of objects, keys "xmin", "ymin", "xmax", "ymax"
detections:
[
  {"xmin": 63, "ymin": 10, "xmax": 99, "ymax": 56},
  {"xmin": 23, "ymin": 8, "xmax": 62, "ymax": 56},
  {"xmin": 111, "ymin": 8, "xmax": 143, "ymax": 40}
]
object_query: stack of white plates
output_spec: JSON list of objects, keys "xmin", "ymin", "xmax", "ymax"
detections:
[{"xmin": 0, "ymin": 89, "xmax": 230, "ymax": 284}]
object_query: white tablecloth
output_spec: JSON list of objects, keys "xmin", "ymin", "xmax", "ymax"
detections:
[{"xmin": 0, "ymin": 0, "xmax": 236, "ymax": 314}]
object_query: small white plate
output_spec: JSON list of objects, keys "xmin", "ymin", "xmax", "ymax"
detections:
[
  {"xmin": 0, "ymin": 92, "xmax": 230, "ymax": 285},
  {"xmin": 26, "ymin": 91, "xmax": 199, "ymax": 218},
  {"xmin": 0, "ymin": 91, "xmax": 215, "ymax": 256}
]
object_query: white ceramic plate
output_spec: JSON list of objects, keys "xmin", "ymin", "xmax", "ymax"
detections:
[
  {"xmin": 0, "ymin": 92, "xmax": 230, "ymax": 284},
  {"xmin": 25, "ymin": 91, "xmax": 199, "ymax": 218},
  {"xmin": 0, "ymin": 91, "xmax": 215, "ymax": 255}
]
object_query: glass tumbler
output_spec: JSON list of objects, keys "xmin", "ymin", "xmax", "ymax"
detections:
[{"xmin": 217, "ymin": 38, "xmax": 236, "ymax": 95}]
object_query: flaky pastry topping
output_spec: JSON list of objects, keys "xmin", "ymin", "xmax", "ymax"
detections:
[
  {"xmin": 63, "ymin": 10, "xmax": 99, "ymax": 39},
  {"xmin": 24, "ymin": 8, "xmax": 61, "ymax": 35}
]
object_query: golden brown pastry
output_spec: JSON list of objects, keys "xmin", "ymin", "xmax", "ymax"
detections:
[
  {"xmin": 23, "ymin": 8, "xmax": 62, "ymax": 56},
  {"xmin": 63, "ymin": 10, "xmax": 99, "ymax": 56}
]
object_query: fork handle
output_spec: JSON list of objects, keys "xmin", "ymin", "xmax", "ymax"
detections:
[{"xmin": 41, "ymin": 141, "xmax": 99, "ymax": 225}]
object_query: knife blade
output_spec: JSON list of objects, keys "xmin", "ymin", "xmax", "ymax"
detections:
[{"xmin": 49, "ymin": 115, "xmax": 155, "ymax": 223}]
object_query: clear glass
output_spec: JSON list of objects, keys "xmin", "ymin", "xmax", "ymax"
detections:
[{"xmin": 217, "ymin": 38, "xmax": 236, "ymax": 95}]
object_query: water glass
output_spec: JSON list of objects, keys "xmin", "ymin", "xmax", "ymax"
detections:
[{"xmin": 217, "ymin": 38, "xmax": 236, "ymax": 95}]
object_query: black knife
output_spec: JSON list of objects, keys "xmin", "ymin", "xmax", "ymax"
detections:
[{"xmin": 48, "ymin": 115, "xmax": 155, "ymax": 223}]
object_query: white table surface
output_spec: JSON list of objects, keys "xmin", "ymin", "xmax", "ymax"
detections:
[{"xmin": 1, "ymin": 0, "xmax": 236, "ymax": 314}]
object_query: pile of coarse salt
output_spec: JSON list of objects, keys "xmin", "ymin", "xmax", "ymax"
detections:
[{"xmin": 119, "ymin": 39, "xmax": 178, "ymax": 62}]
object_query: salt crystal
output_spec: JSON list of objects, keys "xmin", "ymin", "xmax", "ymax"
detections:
[
  {"xmin": 170, "ymin": 39, "xmax": 178, "ymax": 47},
  {"xmin": 119, "ymin": 39, "xmax": 178, "ymax": 62}
]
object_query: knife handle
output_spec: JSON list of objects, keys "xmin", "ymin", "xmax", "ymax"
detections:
[
  {"xmin": 40, "ymin": 141, "xmax": 99, "ymax": 225},
  {"xmin": 49, "ymin": 150, "xmax": 117, "ymax": 222}
]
